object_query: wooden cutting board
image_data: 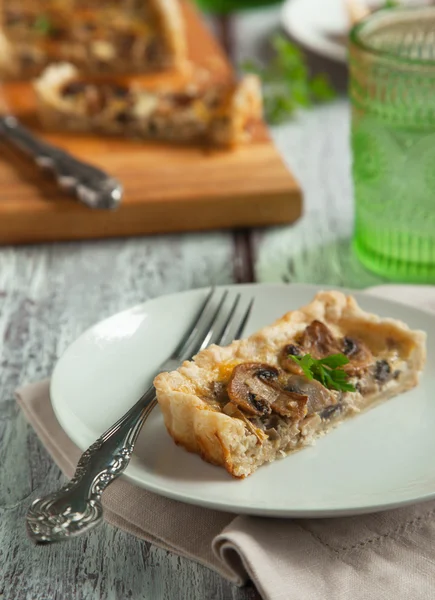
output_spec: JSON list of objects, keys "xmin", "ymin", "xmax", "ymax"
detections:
[{"xmin": 0, "ymin": 2, "xmax": 302, "ymax": 245}]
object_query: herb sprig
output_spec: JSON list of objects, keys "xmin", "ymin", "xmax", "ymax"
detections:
[
  {"xmin": 291, "ymin": 353, "xmax": 356, "ymax": 393},
  {"xmin": 33, "ymin": 15, "xmax": 53, "ymax": 36},
  {"xmin": 242, "ymin": 34, "xmax": 336, "ymax": 125}
]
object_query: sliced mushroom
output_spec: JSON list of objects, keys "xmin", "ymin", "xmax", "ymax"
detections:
[
  {"xmin": 299, "ymin": 320, "xmax": 342, "ymax": 359},
  {"xmin": 298, "ymin": 321, "xmax": 373, "ymax": 376},
  {"xmin": 227, "ymin": 363, "xmax": 307, "ymax": 420},
  {"xmin": 342, "ymin": 336, "xmax": 359, "ymax": 357},
  {"xmin": 84, "ymin": 85, "xmax": 106, "ymax": 115},
  {"xmin": 62, "ymin": 80, "xmax": 87, "ymax": 97},
  {"xmin": 284, "ymin": 374, "xmax": 335, "ymax": 414},
  {"xmin": 278, "ymin": 343, "xmax": 304, "ymax": 375},
  {"xmin": 248, "ymin": 366, "xmax": 308, "ymax": 419},
  {"xmin": 227, "ymin": 363, "xmax": 276, "ymax": 416},
  {"xmin": 210, "ymin": 381, "xmax": 229, "ymax": 404},
  {"xmin": 341, "ymin": 336, "xmax": 373, "ymax": 376},
  {"xmin": 374, "ymin": 359, "xmax": 392, "ymax": 384},
  {"xmin": 270, "ymin": 391, "xmax": 308, "ymax": 419},
  {"xmin": 319, "ymin": 403, "xmax": 344, "ymax": 420}
]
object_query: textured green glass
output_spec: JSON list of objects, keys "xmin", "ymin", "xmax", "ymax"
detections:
[
  {"xmin": 194, "ymin": 0, "xmax": 281, "ymax": 14},
  {"xmin": 349, "ymin": 7, "xmax": 435, "ymax": 282}
]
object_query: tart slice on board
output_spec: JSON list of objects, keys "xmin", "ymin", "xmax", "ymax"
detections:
[
  {"xmin": 0, "ymin": 0, "xmax": 186, "ymax": 78},
  {"xmin": 34, "ymin": 63, "xmax": 262, "ymax": 148}
]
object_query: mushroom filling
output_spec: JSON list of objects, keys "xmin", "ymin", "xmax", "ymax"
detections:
[
  {"xmin": 299, "ymin": 320, "xmax": 342, "ymax": 358},
  {"xmin": 283, "ymin": 374, "xmax": 335, "ymax": 414},
  {"xmin": 279, "ymin": 320, "xmax": 376, "ymax": 377},
  {"xmin": 211, "ymin": 319, "xmax": 400, "ymax": 442},
  {"xmin": 221, "ymin": 362, "xmax": 340, "ymax": 441},
  {"xmin": 227, "ymin": 363, "xmax": 309, "ymax": 419},
  {"xmin": 61, "ymin": 80, "xmax": 133, "ymax": 117},
  {"xmin": 58, "ymin": 79, "xmax": 234, "ymax": 138}
]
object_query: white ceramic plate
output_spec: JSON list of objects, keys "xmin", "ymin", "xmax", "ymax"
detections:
[
  {"xmin": 281, "ymin": 0, "xmax": 350, "ymax": 63},
  {"xmin": 281, "ymin": 0, "xmax": 429, "ymax": 63},
  {"xmin": 51, "ymin": 283, "xmax": 434, "ymax": 518}
]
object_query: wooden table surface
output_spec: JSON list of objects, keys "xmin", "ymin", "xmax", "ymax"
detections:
[{"xmin": 0, "ymin": 7, "xmax": 387, "ymax": 600}]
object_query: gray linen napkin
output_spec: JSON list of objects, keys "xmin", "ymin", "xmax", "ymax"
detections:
[{"xmin": 16, "ymin": 285, "xmax": 435, "ymax": 600}]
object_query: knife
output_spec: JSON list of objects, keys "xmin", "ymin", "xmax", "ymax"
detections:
[{"xmin": 0, "ymin": 115, "xmax": 123, "ymax": 209}]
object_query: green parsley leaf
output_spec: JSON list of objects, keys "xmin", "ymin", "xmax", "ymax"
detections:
[
  {"xmin": 318, "ymin": 354, "xmax": 350, "ymax": 368},
  {"xmin": 33, "ymin": 15, "xmax": 53, "ymax": 36},
  {"xmin": 241, "ymin": 34, "xmax": 336, "ymax": 124},
  {"xmin": 296, "ymin": 354, "xmax": 315, "ymax": 381},
  {"xmin": 310, "ymin": 74, "xmax": 337, "ymax": 102},
  {"xmin": 290, "ymin": 352, "xmax": 356, "ymax": 393}
]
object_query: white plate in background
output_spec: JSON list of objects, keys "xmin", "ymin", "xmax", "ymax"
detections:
[
  {"xmin": 281, "ymin": 0, "xmax": 351, "ymax": 62},
  {"xmin": 281, "ymin": 0, "xmax": 431, "ymax": 63}
]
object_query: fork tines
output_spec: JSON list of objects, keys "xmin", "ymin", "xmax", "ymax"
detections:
[{"xmin": 173, "ymin": 288, "xmax": 254, "ymax": 362}]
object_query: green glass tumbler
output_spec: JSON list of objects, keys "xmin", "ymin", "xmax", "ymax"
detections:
[
  {"xmin": 194, "ymin": 0, "xmax": 281, "ymax": 14},
  {"xmin": 350, "ymin": 7, "xmax": 435, "ymax": 282}
]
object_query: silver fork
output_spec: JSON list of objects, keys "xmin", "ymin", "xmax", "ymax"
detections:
[{"xmin": 26, "ymin": 288, "xmax": 254, "ymax": 544}]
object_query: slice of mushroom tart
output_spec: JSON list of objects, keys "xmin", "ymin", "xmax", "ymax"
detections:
[
  {"xmin": 34, "ymin": 64, "xmax": 262, "ymax": 148},
  {"xmin": 154, "ymin": 291, "xmax": 426, "ymax": 478}
]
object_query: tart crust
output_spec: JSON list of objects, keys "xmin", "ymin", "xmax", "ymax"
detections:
[{"xmin": 154, "ymin": 291, "xmax": 426, "ymax": 478}]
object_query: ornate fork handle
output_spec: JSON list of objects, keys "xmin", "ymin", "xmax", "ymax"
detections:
[
  {"xmin": 27, "ymin": 387, "xmax": 157, "ymax": 543},
  {"xmin": 0, "ymin": 115, "xmax": 123, "ymax": 209}
]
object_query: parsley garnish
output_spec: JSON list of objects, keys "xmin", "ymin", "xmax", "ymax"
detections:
[
  {"xmin": 33, "ymin": 15, "xmax": 53, "ymax": 36},
  {"xmin": 290, "ymin": 353, "xmax": 356, "ymax": 393},
  {"xmin": 242, "ymin": 34, "xmax": 336, "ymax": 125}
]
